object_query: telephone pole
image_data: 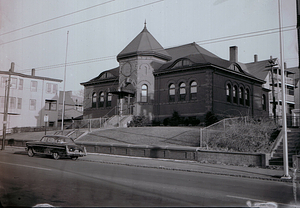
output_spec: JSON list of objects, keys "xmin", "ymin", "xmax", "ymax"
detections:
[{"xmin": 2, "ymin": 62, "xmax": 14, "ymax": 150}]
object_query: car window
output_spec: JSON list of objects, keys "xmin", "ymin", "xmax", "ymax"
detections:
[
  {"xmin": 47, "ymin": 137, "xmax": 55, "ymax": 143},
  {"xmin": 40, "ymin": 137, "xmax": 47, "ymax": 142}
]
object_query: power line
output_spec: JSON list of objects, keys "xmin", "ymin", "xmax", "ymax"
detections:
[
  {"xmin": 18, "ymin": 25, "xmax": 297, "ymax": 73},
  {"xmin": 198, "ymin": 25, "xmax": 295, "ymax": 45},
  {"xmin": 0, "ymin": 0, "xmax": 164, "ymax": 46},
  {"xmin": 0, "ymin": 0, "xmax": 115, "ymax": 37}
]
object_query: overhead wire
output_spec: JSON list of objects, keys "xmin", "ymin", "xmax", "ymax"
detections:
[
  {"xmin": 18, "ymin": 24, "xmax": 297, "ymax": 73},
  {"xmin": 0, "ymin": 0, "xmax": 115, "ymax": 37},
  {"xmin": 0, "ymin": 0, "xmax": 164, "ymax": 46}
]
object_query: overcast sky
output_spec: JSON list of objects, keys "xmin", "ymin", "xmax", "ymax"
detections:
[{"xmin": 0, "ymin": 0, "xmax": 298, "ymax": 93}]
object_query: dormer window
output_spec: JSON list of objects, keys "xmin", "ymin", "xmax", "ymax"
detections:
[{"xmin": 171, "ymin": 59, "xmax": 193, "ymax": 69}]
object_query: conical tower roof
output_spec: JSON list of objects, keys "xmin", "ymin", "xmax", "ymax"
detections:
[{"xmin": 117, "ymin": 24, "xmax": 171, "ymax": 61}]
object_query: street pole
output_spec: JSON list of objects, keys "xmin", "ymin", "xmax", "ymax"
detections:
[
  {"xmin": 278, "ymin": 0, "xmax": 291, "ymax": 179},
  {"xmin": 2, "ymin": 62, "xmax": 14, "ymax": 150},
  {"xmin": 61, "ymin": 31, "xmax": 69, "ymax": 133}
]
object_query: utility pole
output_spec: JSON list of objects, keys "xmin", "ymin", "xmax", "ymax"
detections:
[
  {"xmin": 61, "ymin": 31, "xmax": 69, "ymax": 132},
  {"xmin": 265, "ymin": 57, "xmax": 277, "ymax": 123},
  {"xmin": 278, "ymin": 0, "xmax": 290, "ymax": 179},
  {"xmin": 2, "ymin": 62, "xmax": 14, "ymax": 150}
]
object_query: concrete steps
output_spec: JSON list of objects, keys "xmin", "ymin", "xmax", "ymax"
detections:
[{"xmin": 269, "ymin": 128, "xmax": 300, "ymax": 166}]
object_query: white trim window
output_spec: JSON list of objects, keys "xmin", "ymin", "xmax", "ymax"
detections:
[{"xmin": 29, "ymin": 99, "xmax": 36, "ymax": 110}]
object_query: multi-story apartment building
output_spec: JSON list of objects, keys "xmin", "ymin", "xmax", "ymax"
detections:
[
  {"xmin": 246, "ymin": 56, "xmax": 296, "ymax": 120},
  {"xmin": 0, "ymin": 67, "xmax": 62, "ymax": 131}
]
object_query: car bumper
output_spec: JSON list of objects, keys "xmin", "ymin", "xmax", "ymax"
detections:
[{"xmin": 66, "ymin": 147, "xmax": 87, "ymax": 157}]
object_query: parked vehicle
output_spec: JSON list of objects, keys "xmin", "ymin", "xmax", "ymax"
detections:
[{"xmin": 26, "ymin": 135, "xmax": 87, "ymax": 160}]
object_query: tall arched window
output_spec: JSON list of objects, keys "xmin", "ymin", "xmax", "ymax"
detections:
[
  {"xmin": 239, "ymin": 87, "xmax": 244, "ymax": 105},
  {"xmin": 179, "ymin": 82, "xmax": 186, "ymax": 101},
  {"xmin": 169, "ymin": 84, "xmax": 175, "ymax": 102},
  {"xmin": 262, "ymin": 94, "xmax": 266, "ymax": 110},
  {"xmin": 245, "ymin": 89, "xmax": 250, "ymax": 106},
  {"xmin": 233, "ymin": 85, "xmax": 238, "ymax": 104},
  {"xmin": 99, "ymin": 92, "xmax": 104, "ymax": 107},
  {"xmin": 190, "ymin": 81, "xmax": 197, "ymax": 100},
  {"xmin": 92, "ymin": 92, "xmax": 97, "ymax": 108},
  {"xmin": 226, "ymin": 84, "xmax": 231, "ymax": 102},
  {"xmin": 106, "ymin": 93, "xmax": 112, "ymax": 107},
  {"xmin": 141, "ymin": 84, "xmax": 148, "ymax": 103}
]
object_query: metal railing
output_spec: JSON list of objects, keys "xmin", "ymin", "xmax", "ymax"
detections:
[{"xmin": 199, "ymin": 117, "xmax": 249, "ymax": 148}]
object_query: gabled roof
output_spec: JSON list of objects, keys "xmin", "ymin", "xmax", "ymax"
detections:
[
  {"xmin": 117, "ymin": 25, "xmax": 172, "ymax": 61},
  {"xmin": 156, "ymin": 42, "xmax": 232, "ymax": 71},
  {"xmin": 80, "ymin": 67, "xmax": 119, "ymax": 86},
  {"xmin": 245, "ymin": 59, "xmax": 277, "ymax": 81}
]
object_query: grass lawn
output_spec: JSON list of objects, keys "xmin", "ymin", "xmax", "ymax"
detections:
[{"xmin": 77, "ymin": 126, "xmax": 201, "ymax": 147}]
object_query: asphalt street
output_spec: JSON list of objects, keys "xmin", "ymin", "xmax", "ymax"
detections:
[{"xmin": 0, "ymin": 147, "xmax": 299, "ymax": 207}]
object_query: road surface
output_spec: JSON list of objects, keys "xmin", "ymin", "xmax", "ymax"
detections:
[{"xmin": 0, "ymin": 149, "xmax": 298, "ymax": 207}]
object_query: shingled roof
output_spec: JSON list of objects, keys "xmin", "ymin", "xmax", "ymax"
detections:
[{"xmin": 117, "ymin": 25, "xmax": 172, "ymax": 61}]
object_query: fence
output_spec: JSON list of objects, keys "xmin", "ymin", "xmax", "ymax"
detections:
[
  {"xmin": 71, "ymin": 117, "xmax": 110, "ymax": 131},
  {"xmin": 199, "ymin": 117, "xmax": 249, "ymax": 148},
  {"xmin": 270, "ymin": 116, "xmax": 300, "ymax": 128}
]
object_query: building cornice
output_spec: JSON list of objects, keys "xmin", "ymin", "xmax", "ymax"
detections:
[{"xmin": 0, "ymin": 71, "xmax": 62, "ymax": 82}]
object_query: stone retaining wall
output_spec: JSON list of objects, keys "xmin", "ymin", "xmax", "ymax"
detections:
[{"xmin": 6, "ymin": 139, "xmax": 269, "ymax": 167}]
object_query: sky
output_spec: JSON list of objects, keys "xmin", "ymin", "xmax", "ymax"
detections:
[{"xmin": 0, "ymin": 0, "xmax": 298, "ymax": 93}]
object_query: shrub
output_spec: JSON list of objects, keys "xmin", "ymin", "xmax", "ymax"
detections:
[
  {"xmin": 129, "ymin": 115, "xmax": 149, "ymax": 127},
  {"xmin": 204, "ymin": 111, "xmax": 218, "ymax": 126},
  {"xmin": 207, "ymin": 118, "xmax": 279, "ymax": 153}
]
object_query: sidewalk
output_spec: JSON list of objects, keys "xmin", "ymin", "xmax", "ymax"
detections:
[{"xmin": 4, "ymin": 146, "xmax": 300, "ymax": 183}]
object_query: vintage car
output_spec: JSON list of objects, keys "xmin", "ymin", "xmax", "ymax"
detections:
[{"xmin": 26, "ymin": 135, "xmax": 87, "ymax": 160}]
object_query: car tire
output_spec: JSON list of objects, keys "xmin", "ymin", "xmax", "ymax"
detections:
[
  {"xmin": 71, "ymin": 156, "xmax": 78, "ymax": 161},
  {"xmin": 27, "ymin": 148, "xmax": 34, "ymax": 157},
  {"xmin": 52, "ymin": 152, "xmax": 60, "ymax": 160}
]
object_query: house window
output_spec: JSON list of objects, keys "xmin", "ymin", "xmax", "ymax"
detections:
[
  {"xmin": 45, "ymin": 100, "xmax": 57, "ymax": 111},
  {"xmin": 262, "ymin": 94, "xmax": 266, "ymax": 110},
  {"xmin": 141, "ymin": 84, "xmax": 148, "ymax": 103},
  {"xmin": 190, "ymin": 81, "xmax": 197, "ymax": 100},
  {"xmin": 245, "ymin": 89, "xmax": 250, "ymax": 106},
  {"xmin": 19, "ymin": 79, "xmax": 23, "ymax": 90},
  {"xmin": 10, "ymin": 78, "xmax": 17, "ymax": 89},
  {"xmin": 1, "ymin": 77, "xmax": 7, "ymax": 88},
  {"xmin": 29, "ymin": 99, "xmax": 36, "ymax": 110},
  {"xmin": 179, "ymin": 82, "xmax": 186, "ymax": 101},
  {"xmin": 169, "ymin": 84, "xmax": 175, "ymax": 102},
  {"xmin": 9, "ymin": 97, "xmax": 16, "ymax": 109},
  {"xmin": 46, "ymin": 83, "xmax": 58, "ymax": 94},
  {"xmin": 287, "ymin": 86, "xmax": 294, "ymax": 96},
  {"xmin": 233, "ymin": 85, "xmax": 238, "ymax": 104},
  {"xmin": 31, "ymin": 81, "xmax": 37, "ymax": 92},
  {"xmin": 239, "ymin": 87, "xmax": 244, "ymax": 105},
  {"xmin": 92, "ymin": 92, "xmax": 97, "ymax": 108},
  {"xmin": 98, "ymin": 92, "xmax": 105, "ymax": 107},
  {"xmin": 17, "ymin": 98, "xmax": 22, "ymax": 109},
  {"xmin": 106, "ymin": 93, "xmax": 112, "ymax": 107},
  {"xmin": 0, "ymin": 96, "xmax": 4, "ymax": 108},
  {"xmin": 226, "ymin": 84, "xmax": 231, "ymax": 102}
]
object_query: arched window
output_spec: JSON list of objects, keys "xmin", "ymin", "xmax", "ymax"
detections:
[
  {"xmin": 239, "ymin": 87, "xmax": 244, "ymax": 105},
  {"xmin": 169, "ymin": 84, "xmax": 175, "ymax": 102},
  {"xmin": 233, "ymin": 85, "xmax": 238, "ymax": 104},
  {"xmin": 106, "ymin": 93, "xmax": 112, "ymax": 107},
  {"xmin": 226, "ymin": 84, "xmax": 231, "ymax": 103},
  {"xmin": 99, "ymin": 92, "xmax": 104, "ymax": 107},
  {"xmin": 141, "ymin": 84, "xmax": 148, "ymax": 103},
  {"xmin": 179, "ymin": 82, "xmax": 186, "ymax": 101},
  {"xmin": 190, "ymin": 81, "xmax": 197, "ymax": 100},
  {"xmin": 262, "ymin": 94, "xmax": 266, "ymax": 110},
  {"xmin": 245, "ymin": 89, "xmax": 250, "ymax": 106},
  {"xmin": 92, "ymin": 92, "xmax": 97, "ymax": 108}
]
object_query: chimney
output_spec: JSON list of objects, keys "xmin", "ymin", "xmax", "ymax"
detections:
[
  {"xmin": 254, "ymin": 54, "xmax": 258, "ymax": 62},
  {"xmin": 230, "ymin": 46, "xmax": 238, "ymax": 62},
  {"xmin": 31, "ymin": 68, "xmax": 35, "ymax": 76}
]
